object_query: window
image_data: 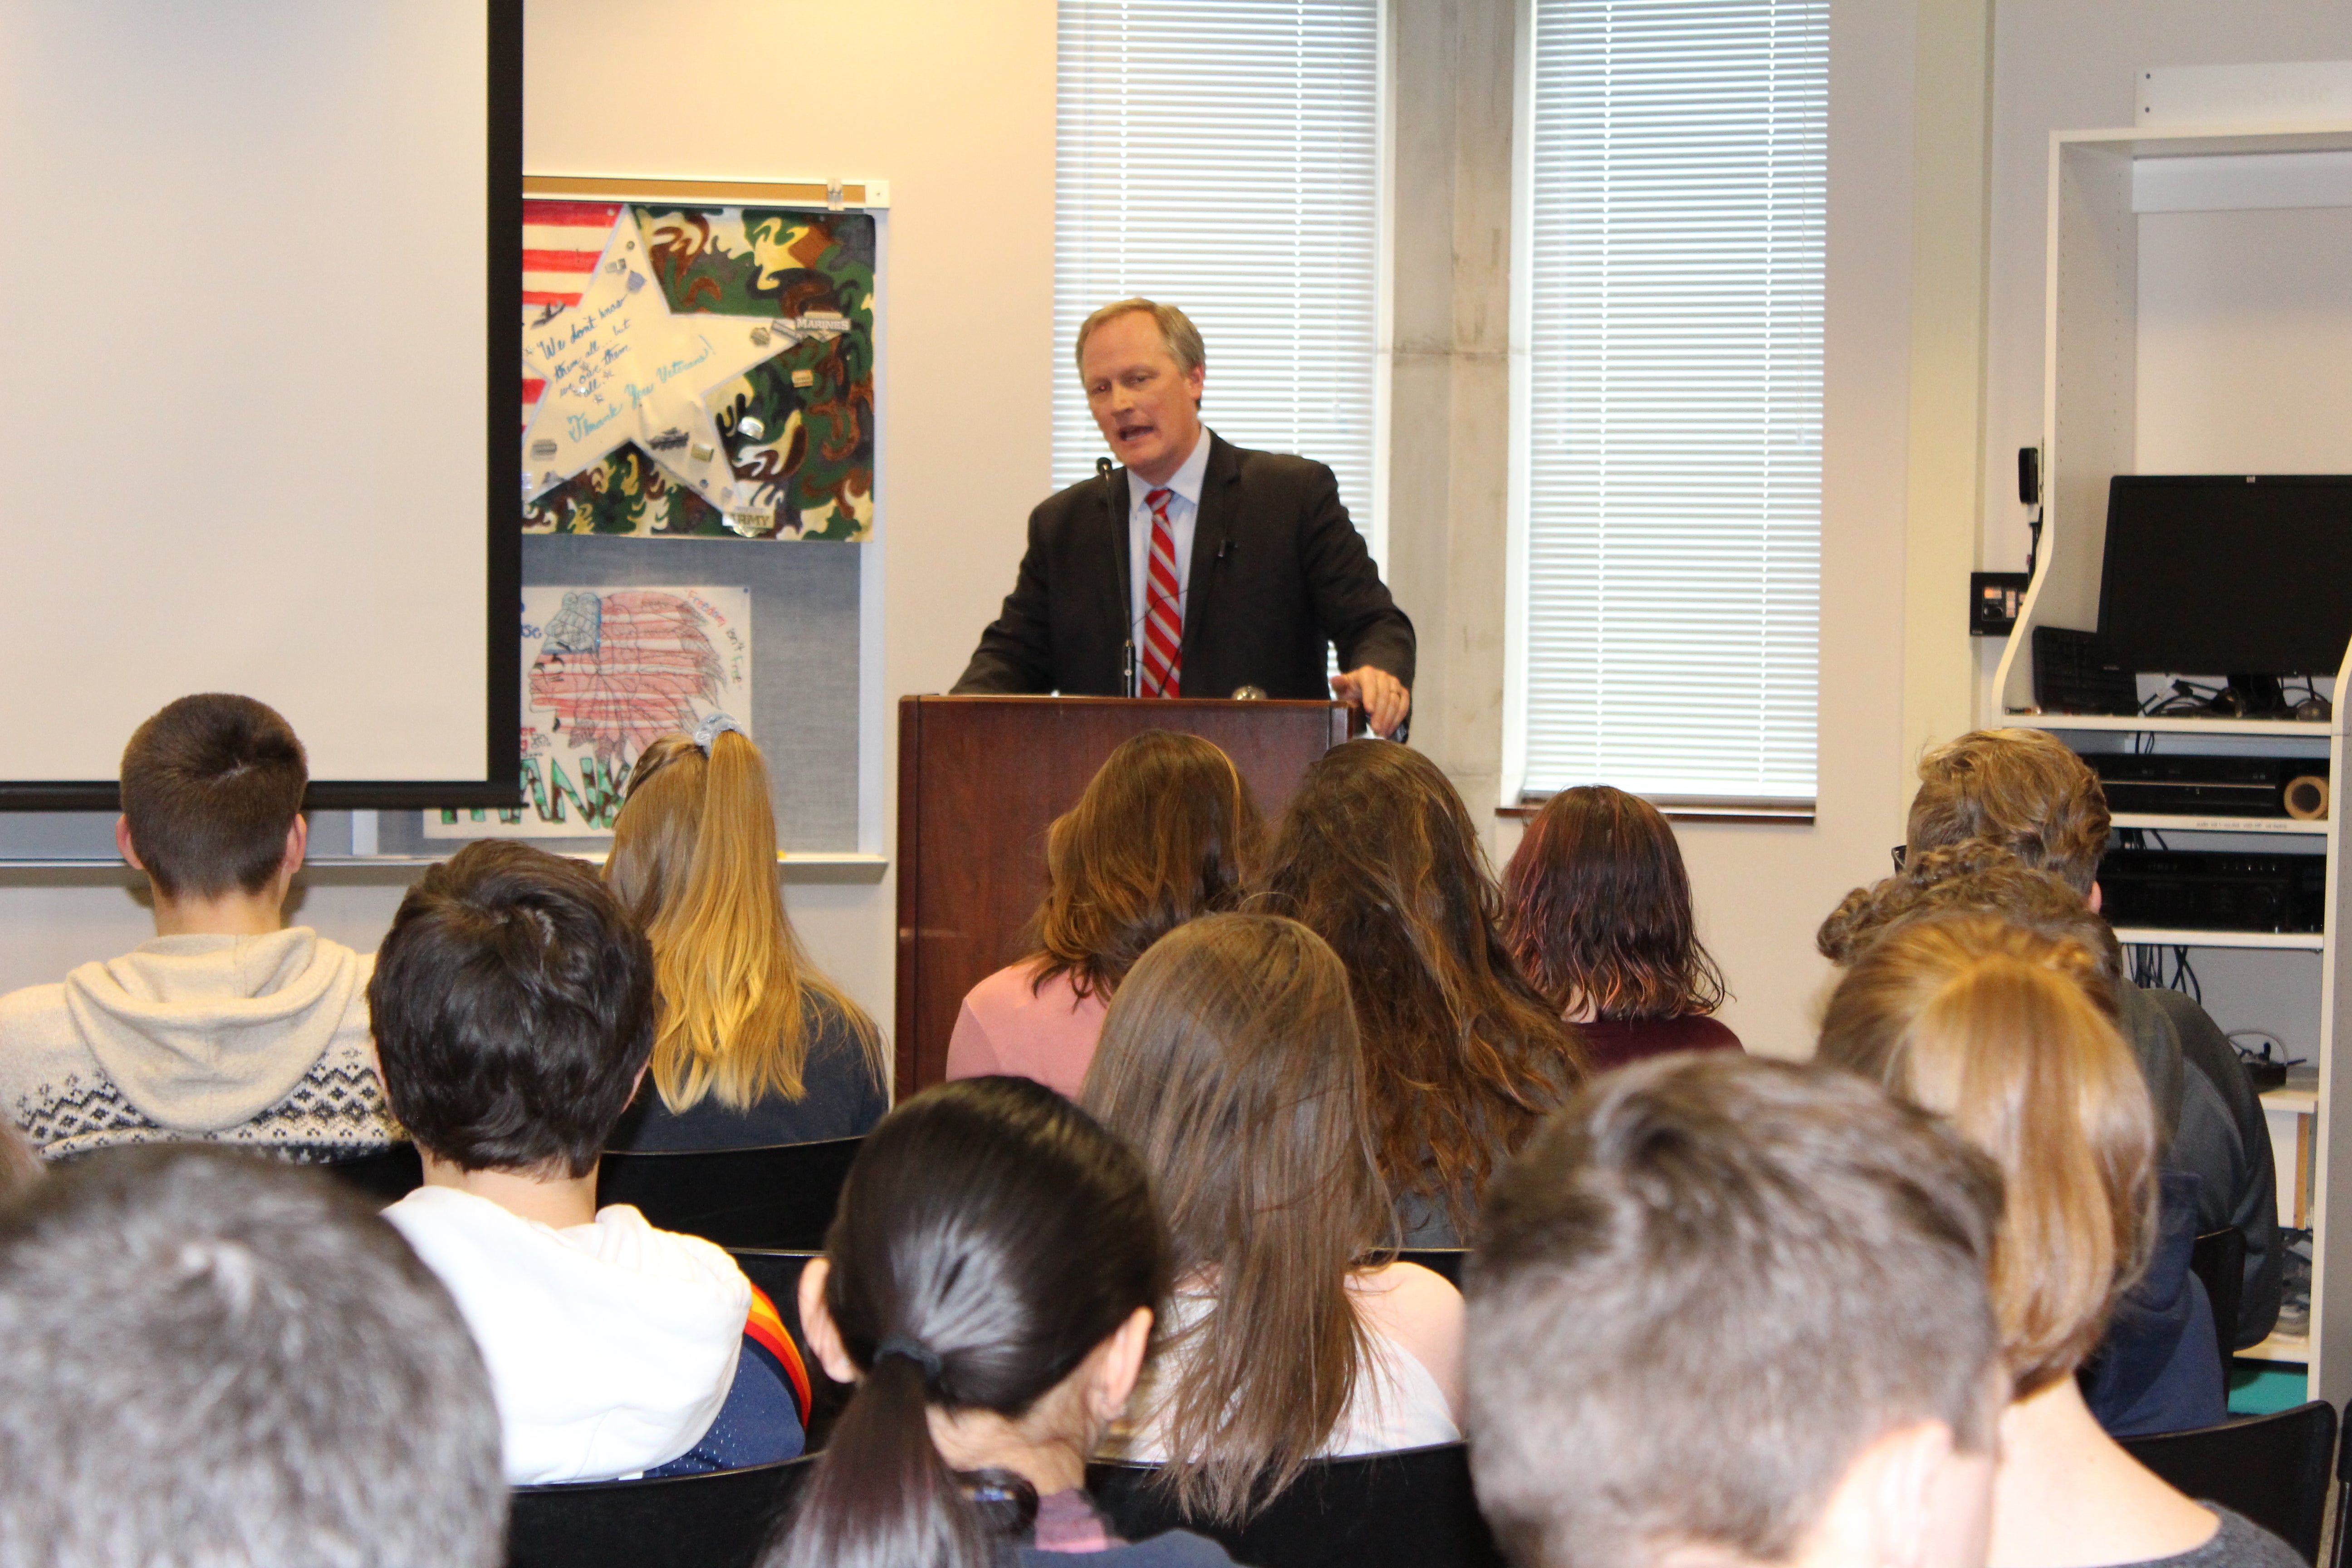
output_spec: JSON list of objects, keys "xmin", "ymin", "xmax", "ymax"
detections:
[
  {"xmin": 1513, "ymin": 0, "xmax": 1826, "ymax": 808},
  {"xmin": 1054, "ymin": 0, "xmax": 1383, "ymax": 555}
]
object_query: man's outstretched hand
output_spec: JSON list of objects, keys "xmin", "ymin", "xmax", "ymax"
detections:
[{"xmin": 1331, "ymin": 666, "xmax": 1411, "ymax": 739}]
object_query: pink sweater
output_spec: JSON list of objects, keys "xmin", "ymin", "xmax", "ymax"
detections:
[{"xmin": 945, "ymin": 963, "xmax": 1110, "ymax": 1100}]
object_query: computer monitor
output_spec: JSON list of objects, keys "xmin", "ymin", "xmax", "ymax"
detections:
[{"xmin": 2097, "ymin": 475, "xmax": 2352, "ymax": 678}]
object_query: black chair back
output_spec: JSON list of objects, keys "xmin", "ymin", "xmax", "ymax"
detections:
[
  {"xmin": 1397, "ymin": 1249, "xmax": 1467, "ymax": 1287},
  {"xmin": 727, "ymin": 1249, "xmax": 852, "ymax": 1450},
  {"xmin": 507, "ymin": 1455, "xmax": 812, "ymax": 1568},
  {"xmin": 1088, "ymin": 1441, "xmax": 1503, "ymax": 1568},
  {"xmin": 2122, "ymin": 1400, "xmax": 2335, "ymax": 1564},
  {"xmin": 2189, "ymin": 1227, "xmax": 2245, "ymax": 1367},
  {"xmin": 321, "ymin": 1142, "xmax": 423, "ymax": 1204},
  {"xmin": 597, "ymin": 1137, "xmax": 862, "ymax": 1250}
]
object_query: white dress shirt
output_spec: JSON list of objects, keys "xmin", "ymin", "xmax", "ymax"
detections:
[{"xmin": 1125, "ymin": 430, "xmax": 1213, "ymax": 660}]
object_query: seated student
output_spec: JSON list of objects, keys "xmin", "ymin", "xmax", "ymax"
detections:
[
  {"xmin": 1466, "ymin": 1053, "xmax": 2006, "ymax": 1568},
  {"xmin": 372, "ymin": 840, "xmax": 807, "ymax": 1485},
  {"xmin": 771, "ymin": 1076, "xmax": 1236, "ymax": 1568},
  {"xmin": 947, "ymin": 730, "xmax": 1263, "ymax": 1098},
  {"xmin": 1818, "ymin": 845, "xmax": 2224, "ymax": 1436},
  {"xmin": 1901, "ymin": 727, "xmax": 2279, "ymax": 1343},
  {"xmin": 1500, "ymin": 783, "xmax": 1743, "ymax": 1070},
  {"xmin": 1083, "ymin": 913, "xmax": 1463, "ymax": 1524},
  {"xmin": 0, "ymin": 694, "xmax": 392, "ymax": 1161},
  {"xmin": 1261, "ymin": 738, "xmax": 1581, "ymax": 1245},
  {"xmin": 1820, "ymin": 917, "xmax": 2297, "ymax": 1568},
  {"xmin": 603, "ymin": 719, "xmax": 887, "ymax": 1150},
  {"xmin": 0, "ymin": 1144, "xmax": 504, "ymax": 1568}
]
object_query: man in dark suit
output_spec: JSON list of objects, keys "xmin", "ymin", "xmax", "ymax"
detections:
[{"xmin": 952, "ymin": 299, "xmax": 1415, "ymax": 736}]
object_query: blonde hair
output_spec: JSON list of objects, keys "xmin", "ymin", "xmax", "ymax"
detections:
[
  {"xmin": 1081, "ymin": 913, "xmax": 1390, "ymax": 1525},
  {"xmin": 1074, "ymin": 298, "xmax": 1206, "ymax": 379},
  {"xmin": 1817, "ymin": 916, "xmax": 2156, "ymax": 1394},
  {"xmin": 606, "ymin": 731, "xmax": 882, "ymax": 1113},
  {"xmin": 1907, "ymin": 729, "xmax": 2112, "ymax": 895}
]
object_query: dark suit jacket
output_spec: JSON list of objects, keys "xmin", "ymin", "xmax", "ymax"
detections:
[{"xmin": 952, "ymin": 433, "xmax": 1415, "ymax": 700}]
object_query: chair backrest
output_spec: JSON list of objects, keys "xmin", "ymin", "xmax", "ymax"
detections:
[
  {"xmin": 2188, "ymin": 1226, "xmax": 2246, "ymax": 1366},
  {"xmin": 597, "ymin": 1137, "xmax": 863, "ymax": 1250},
  {"xmin": 507, "ymin": 1454, "xmax": 813, "ymax": 1568},
  {"xmin": 2122, "ymin": 1400, "xmax": 2336, "ymax": 1564},
  {"xmin": 1087, "ymin": 1441, "xmax": 1504, "ymax": 1568},
  {"xmin": 728, "ymin": 1249, "xmax": 852, "ymax": 1450},
  {"xmin": 321, "ymin": 1142, "xmax": 423, "ymax": 1204},
  {"xmin": 1396, "ymin": 1249, "xmax": 1466, "ymax": 1288}
]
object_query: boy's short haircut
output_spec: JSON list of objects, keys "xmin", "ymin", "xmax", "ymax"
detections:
[
  {"xmin": 371, "ymin": 839, "xmax": 655, "ymax": 1176},
  {"xmin": 1466, "ymin": 1053, "xmax": 2004, "ymax": 1568},
  {"xmin": 119, "ymin": 693, "xmax": 308, "ymax": 899},
  {"xmin": 1906, "ymin": 728, "xmax": 2110, "ymax": 895},
  {"xmin": 0, "ymin": 1145, "xmax": 503, "ymax": 1568}
]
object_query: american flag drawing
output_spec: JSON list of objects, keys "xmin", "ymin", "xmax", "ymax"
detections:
[{"xmin": 520, "ymin": 199, "xmax": 623, "ymax": 433}]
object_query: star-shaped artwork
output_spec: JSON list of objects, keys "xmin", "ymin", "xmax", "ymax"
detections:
[{"xmin": 521, "ymin": 217, "xmax": 810, "ymax": 519}]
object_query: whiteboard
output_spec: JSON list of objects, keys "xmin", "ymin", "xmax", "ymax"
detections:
[{"xmin": 0, "ymin": 0, "xmax": 517, "ymax": 799}]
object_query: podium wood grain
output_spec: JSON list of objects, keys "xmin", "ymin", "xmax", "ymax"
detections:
[{"xmin": 894, "ymin": 696, "xmax": 1349, "ymax": 1094}]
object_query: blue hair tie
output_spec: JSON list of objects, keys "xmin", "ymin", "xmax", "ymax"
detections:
[{"xmin": 691, "ymin": 711, "xmax": 746, "ymax": 753}]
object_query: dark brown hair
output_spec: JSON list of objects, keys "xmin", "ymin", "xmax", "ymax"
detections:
[
  {"xmin": 1906, "ymin": 729, "xmax": 2112, "ymax": 895},
  {"xmin": 1817, "ymin": 916, "xmax": 2156, "ymax": 1395},
  {"xmin": 1082, "ymin": 914, "xmax": 1391, "ymax": 1524},
  {"xmin": 770, "ymin": 1078, "xmax": 1165, "ymax": 1568},
  {"xmin": 1025, "ymin": 730, "xmax": 1263, "ymax": 1002},
  {"xmin": 119, "ymin": 694, "xmax": 307, "ymax": 900},
  {"xmin": 608, "ymin": 730, "xmax": 882, "ymax": 1112},
  {"xmin": 1466, "ymin": 1054, "xmax": 2003, "ymax": 1568},
  {"xmin": 1816, "ymin": 838, "xmax": 2124, "ymax": 1000},
  {"xmin": 370, "ymin": 841, "xmax": 655, "ymax": 1178},
  {"xmin": 1261, "ymin": 740, "xmax": 1582, "ymax": 1230},
  {"xmin": 1501, "ymin": 784, "xmax": 1727, "ymax": 1021}
]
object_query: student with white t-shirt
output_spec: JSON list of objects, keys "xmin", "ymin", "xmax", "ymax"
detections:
[{"xmin": 1082, "ymin": 913, "xmax": 1463, "ymax": 1528}]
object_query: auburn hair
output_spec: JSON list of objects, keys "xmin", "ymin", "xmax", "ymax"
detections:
[
  {"xmin": 1907, "ymin": 729, "xmax": 2112, "ymax": 895},
  {"xmin": 1260, "ymin": 740, "xmax": 1582, "ymax": 1233},
  {"xmin": 1024, "ymin": 730, "xmax": 1263, "ymax": 1003},
  {"xmin": 1817, "ymin": 916, "xmax": 2156, "ymax": 1394},
  {"xmin": 1082, "ymin": 914, "xmax": 1391, "ymax": 1525},
  {"xmin": 1501, "ymin": 784, "xmax": 1727, "ymax": 1021},
  {"xmin": 606, "ymin": 730, "xmax": 882, "ymax": 1113}
]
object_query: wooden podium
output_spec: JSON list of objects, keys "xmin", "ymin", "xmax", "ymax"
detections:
[{"xmin": 894, "ymin": 696, "xmax": 1350, "ymax": 1093}]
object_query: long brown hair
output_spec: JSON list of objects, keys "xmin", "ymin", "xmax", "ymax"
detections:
[
  {"xmin": 1817, "ymin": 916, "xmax": 2156, "ymax": 1395},
  {"xmin": 1501, "ymin": 784, "xmax": 1727, "ymax": 1020},
  {"xmin": 1081, "ymin": 913, "xmax": 1390, "ymax": 1525},
  {"xmin": 606, "ymin": 730, "xmax": 882, "ymax": 1112},
  {"xmin": 1025, "ymin": 730, "xmax": 1263, "ymax": 1001},
  {"xmin": 1260, "ymin": 740, "xmax": 1581, "ymax": 1228},
  {"xmin": 770, "ymin": 1078, "xmax": 1165, "ymax": 1568}
]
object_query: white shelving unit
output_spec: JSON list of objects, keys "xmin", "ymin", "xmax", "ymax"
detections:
[{"xmin": 1992, "ymin": 120, "xmax": 2352, "ymax": 1401}]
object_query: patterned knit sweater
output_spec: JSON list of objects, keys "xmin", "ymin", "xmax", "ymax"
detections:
[{"xmin": 0, "ymin": 928, "xmax": 392, "ymax": 1161}]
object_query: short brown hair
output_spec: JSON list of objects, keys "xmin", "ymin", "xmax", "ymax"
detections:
[
  {"xmin": 1074, "ymin": 297, "xmax": 1206, "ymax": 380},
  {"xmin": 1502, "ymin": 784, "xmax": 1727, "ymax": 1020},
  {"xmin": 1906, "ymin": 728, "xmax": 2110, "ymax": 894},
  {"xmin": 1817, "ymin": 916, "xmax": 2156, "ymax": 1394},
  {"xmin": 119, "ymin": 694, "xmax": 307, "ymax": 899},
  {"xmin": 1816, "ymin": 838, "xmax": 2124, "ymax": 998},
  {"xmin": 1082, "ymin": 913, "xmax": 1390, "ymax": 1525},
  {"xmin": 370, "ymin": 842, "xmax": 656, "ymax": 1178},
  {"xmin": 1466, "ymin": 1054, "xmax": 2003, "ymax": 1568},
  {"xmin": 1025, "ymin": 730, "xmax": 1262, "ymax": 1003}
]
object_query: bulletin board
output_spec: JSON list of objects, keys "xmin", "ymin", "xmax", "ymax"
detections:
[{"xmin": 407, "ymin": 176, "xmax": 889, "ymax": 859}]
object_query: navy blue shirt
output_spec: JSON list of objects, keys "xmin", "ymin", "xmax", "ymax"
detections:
[{"xmin": 608, "ymin": 995, "xmax": 887, "ymax": 1153}]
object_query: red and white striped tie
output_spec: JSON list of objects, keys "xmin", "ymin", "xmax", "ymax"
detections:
[{"xmin": 1139, "ymin": 487, "xmax": 1182, "ymax": 698}]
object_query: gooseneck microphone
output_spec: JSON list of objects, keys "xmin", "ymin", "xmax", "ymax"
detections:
[{"xmin": 1099, "ymin": 457, "xmax": 1136, "ymax": 696}]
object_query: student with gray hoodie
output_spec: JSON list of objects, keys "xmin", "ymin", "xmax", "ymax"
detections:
[{"xmin": 0, "ymin": 695, "xmax": 391, "ymax": 1160}]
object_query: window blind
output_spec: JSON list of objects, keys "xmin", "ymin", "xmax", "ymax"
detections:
[
  {"xmin": 1054, "ymin": 0, "xmax": 1381, "ymax": 554},
  {"xmin": 1519, "ymin": 0, "xmax": 1826, "ymax": 805}
]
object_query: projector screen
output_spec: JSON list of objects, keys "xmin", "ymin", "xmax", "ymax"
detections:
[{"xmin": 0, "ymin": 0, "xmax": 520, "ymax": 805}]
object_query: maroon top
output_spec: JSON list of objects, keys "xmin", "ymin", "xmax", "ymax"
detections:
[{"xmin": 1574, "ymin": 1014, "xmax": 1744, "ymax": 1075}]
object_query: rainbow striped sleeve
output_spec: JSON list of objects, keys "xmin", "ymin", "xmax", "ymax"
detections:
[{"xmin": 743, "ymin": 1283, "xmax": 812, "ymax": 1426}]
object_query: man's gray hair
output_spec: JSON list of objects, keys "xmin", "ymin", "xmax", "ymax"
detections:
[
  {"xmin": 1075, "ymin": 297, "xmax": 1206, "ymax": 378},
  {"xmin": 0, "ymin": 1146, "xmax": 505, "ymax": 1568}
]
